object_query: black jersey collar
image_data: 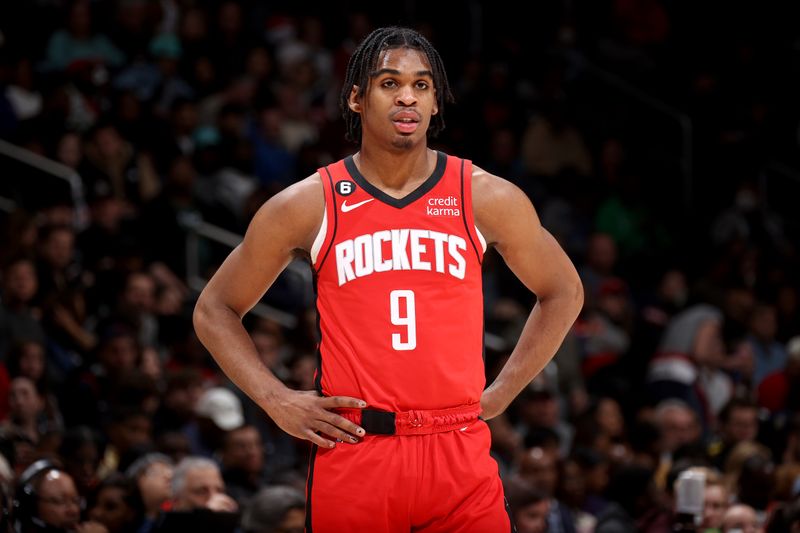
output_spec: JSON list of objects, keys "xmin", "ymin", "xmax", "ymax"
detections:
[{"xmin": 343, "ymin": 151, "xmax": 446, "ymax": 209}]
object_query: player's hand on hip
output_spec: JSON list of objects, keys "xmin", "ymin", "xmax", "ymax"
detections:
[{"xmin": 266, "ymin": 389, "xmax": 367, "ymax": 448}]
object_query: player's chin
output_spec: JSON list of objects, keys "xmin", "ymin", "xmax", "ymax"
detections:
[{"xmin": 390, "ymin": 133, "xmax": 420, "ymax": 150}]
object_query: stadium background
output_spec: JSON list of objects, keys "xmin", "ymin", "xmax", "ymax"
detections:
[{"xmin": 0, "ymin": 0, "xmax": 799, "ymax": 531}]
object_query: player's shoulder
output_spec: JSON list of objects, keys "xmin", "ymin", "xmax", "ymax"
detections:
[
  {"xmin": 253, "ymin": 173, "xmax": 323, "ymax": 218},
  {"xmin": 248, "ymin": 172, "xmax": 324, "ymax": 250},
  {"xmin": 471, "ymin": 164, "xmax": 530, "ymax": 208}
]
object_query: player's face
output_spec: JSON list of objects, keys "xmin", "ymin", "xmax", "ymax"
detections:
[{"xmin": 349, "ymin": 47, "xmax": 438, "ymax": 150}]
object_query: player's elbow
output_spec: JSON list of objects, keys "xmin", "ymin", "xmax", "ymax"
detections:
[
  {"xmin": 193, "ymin": 289, "xmax": 221, "ymax": 337},
  {"xmin": 572, "ymin": 278, "xmax": 585, "ymax": 314}
]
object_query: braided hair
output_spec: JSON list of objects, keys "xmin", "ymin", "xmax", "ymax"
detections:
[{"xmin": 340, "ymin": 26, "xmax": 454, "ymax": 144}]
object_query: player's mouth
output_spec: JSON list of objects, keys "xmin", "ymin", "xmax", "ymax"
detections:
[{"xmin": 391, "ymin": 111, "xmax": 420, "ymax": 134}]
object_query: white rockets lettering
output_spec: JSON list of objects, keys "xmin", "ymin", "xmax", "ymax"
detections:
[{"xmin": 335, "ymin": 229, "xmax": 467, "ymax": 286}]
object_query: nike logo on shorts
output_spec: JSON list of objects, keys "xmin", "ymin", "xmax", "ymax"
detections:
[{"xmin": 341, "ymin": 199, "xmax": 374, "ymax": 212}]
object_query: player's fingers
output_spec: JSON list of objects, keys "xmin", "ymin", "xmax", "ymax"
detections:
[
  {"xmin": 323, "ymin": 412, "xmax": 365, "ymax": 438},
  {"xmin": 304, "ymin": 429, "xmax": 336, "ymax": 449},
  {"xmin": 315, "ymin": 421, "xmax": 360, "ymax": 444},
  {"xmin": 319, "ymin": 396, "xmax": 367, "ymax": 409}
]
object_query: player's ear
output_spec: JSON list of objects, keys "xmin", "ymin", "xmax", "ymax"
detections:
[
  {"xmin": 432, "ymin": 89, "xmax": 438, "ymax": 116},
  {"xmin": 348, "ymin": 85, "xmax": 362, "ymax": 113}
]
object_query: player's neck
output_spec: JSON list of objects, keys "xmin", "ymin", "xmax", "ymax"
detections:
[{"xmin": 354, "ymin": 144, "xmax": 436, "ymax": 192}]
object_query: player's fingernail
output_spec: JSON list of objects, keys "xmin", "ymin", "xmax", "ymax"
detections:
[
  {"xmin": 358, "ymin": 401, "xmax": 367, "ymax": 407},
  {"xmin": 329, "ymin": 441, "xmax": 336, "ymax": 448},
  {"xmin": 349, "ymin": 436, "xmax": 358, "ymax": 443},
  {"xmin": 356, "ymin": 428, "xmax": 365, "ymax": 435}
]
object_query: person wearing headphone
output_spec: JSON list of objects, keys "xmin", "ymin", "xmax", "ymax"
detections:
[{"xmin": 13, "ymin": 460, "xmax": 106, "ymax": 533}]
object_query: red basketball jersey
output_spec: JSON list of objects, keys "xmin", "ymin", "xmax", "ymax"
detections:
[{"xmin": 311, "ymin": 151, "xmax": 486, "ymax": 412}]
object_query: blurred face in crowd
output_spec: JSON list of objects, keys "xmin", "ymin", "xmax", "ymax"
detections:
[
  {"xmin": 693, "ymin": 319, "xmax": 725, "ymax": 367},
  {"xmin": 165, "ymin": 380, "xmax": 203, "ymax": 418},
  {"xmin": 99, "ymin": 334, "xmax": 139, "ymax": 376},
  {"xmin": 519, "ymin": 392, "xmax": 559, "ymax": 429},
  {"xmin": 587, "ymin": 233, "xmax": 617, "ymax": 274},
  {"xmin": 722, "ymin": 504, "xmax": 759, "ymax": 533},
  {"xmin": 519, "ymin": 447, "xmax": 558, "ymax": 497},
  {"xmin": 57, "ymin": 133, "xmax": 82, "ymax": 169},
  {"xmin": 89, "ymin": 486, "xmax": 135, "ymax": 532},
  {"xmin": 63, "ymin": 442, "xmax": 100, "ymax": 496},
  {"xmin": 112, "ymin": 414, "xmax": 152, "ymax": 453},
  {"xmin": 724, "ymin": 406, "xmax": 759, "ymax": 444},
  {"xmin": 596, "ymin": 397, "xmax": 625, "ymax": 440},
  {"xmin": 17, "ymin": 341, "xmax": 46, "ymax": 381},
  {"xmin": 657, "ymin": 405, "xmax": 700, "ymax": 454},
  {"xmin": 222, "ymin": 426, "xmax": 263, "ymax": 474},
  {"xmin": 40, "ymin": 227, "xmax": 75, "ymax": 270},
  {"xmin": 122, "ymin": 272, "xmax": 156, "ymax": 315},
  {"xmin": 515, "ymin": 498, "xmax": 550, "ymax": 533},
  {"xmin": 252, "ymin": 330, "xmax": 282, "ymax": 370},
  {"xmin": 702, "ymin": 484, "xmax": 728, "ymax": 530},
  {"xmin": 3, "ymin": 259, "xmax": 37, "ymax": 304},
  {"xmin": 749, "ymin": 305, "xmax": 777, "ymax": 342},
  {"xmin": 94, "ymin": 126, "xmax": 124, "ymax": 159},
  {"xmin": 137, "ymin": 461, "xmax": 173, "ymax": 513},
  {"xmin": 659, "ymin": 269, "xmax": 688, "ymax": 308},
  {"xmin": 174, "ymin": 466, "xmax": 226, "ymax": 510},
  {"xmin": 559, "ymin": 459, "xmax": 586, "ymax": 507},
  {"xmin": 9, "ymin": 377, "xmax": 43, "ymax": 422},
  {"xmin": 37, "ymin": 471, "xmax": 81, "ymax": 529}
]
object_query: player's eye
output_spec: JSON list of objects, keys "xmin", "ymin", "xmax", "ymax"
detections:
[
  {"xmin": 416, "ymin": 81, "xmax": 430, "ymax": 90},
  {"xmin": 381, "ymin": 80, "xmax": 397, "ymax": 88}
]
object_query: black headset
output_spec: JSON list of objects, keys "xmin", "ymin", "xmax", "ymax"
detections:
[{"xmin": 13, "ymin": 459, "xmax": 59, "ymax": 529}]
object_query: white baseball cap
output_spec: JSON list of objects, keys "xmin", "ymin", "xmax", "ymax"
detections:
[{"xmin": 196, "ymin": 387, "xmax": 244, "ymax": 431}]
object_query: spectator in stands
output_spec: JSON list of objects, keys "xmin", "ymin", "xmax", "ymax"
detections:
[
  {"xmin": 747, "ymin": 303, "xmax": 789, "ymax": 389},
  {"xmin": 86, "ymin": 474, "xmax": 144, "ymax": 533},
  {"xmin": 220, "ymin": 424, "xmax": 268, "ymax": 505},
  {"xmin": 42, "ymin": 0, "xmax": 125, "ymax": 73},
  {"xmin": 150, "ymin": 457, "xmax": 237, "ymax": 532},
  {"xmin": 191, "ymin": 387, "xmax": 243, "ymax": 458},
  {"xmin": 709, "ymin": 398, "xmax": 760, "ymax": 470},
  {"xmin": 124, "ymin": 453, "xmax": 174, "ymax": 526},
  {"xmin": 240, "ymin": 485, "xmax": 305, "ymax": 533},
  {"xmin": 721, "ymin": 503, "xmax": 760, "ymax": 533},
  {"xmin": 0, "ymin": 258, "xmax": 46, "ymax": 360},
  {"xmin": 58, "ymin": 426, "xmax": 103, "ymax": 499},
  {"xmin": 505, "ymin": 480, "xmax": 550, "ymax": 533},
  {"xmin": 646, "ymin": 305, "xmax": 729, "ymax": 431}
]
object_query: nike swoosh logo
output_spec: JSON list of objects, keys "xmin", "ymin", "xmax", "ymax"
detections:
[{"xmin": 341, "ymin": 198, "xmax": 374, "ymax": 212}]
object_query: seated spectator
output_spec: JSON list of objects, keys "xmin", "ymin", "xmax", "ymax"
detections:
[
  {"xmin": 151, "ymin": 457, "xmax": 238, "ymax": 533},
  {"xmin": 86, "ymin": 474, "xmax": 145, "ymax": 533},
  {"xmin": 13, "ymin": 460, "xmax": 106, "ymax": 533},
  {"xmin": 220, "ymin": 424, "xmax": 268, "ymax": 505},
  {"xmin": 504, "ymin": 480, "xmax": 550, "ymax": 533},
  {"xmin": 241, "ymin": 486, "xmax": 305, "ymax": 533},
  {"xmin": 58, "ymin": 426, "xmax": 103, "ymax": 499},
  {"xmin": 124, "ymin": 453, "xmax": 174, "ymax": 525},
  {"xmin": 721, "ymin": 504, "xmax": 759, "ymax": 533}
]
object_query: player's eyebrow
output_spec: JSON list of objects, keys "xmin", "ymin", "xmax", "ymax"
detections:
[{"xmin": 370, "ymin": 68, "xmax": 433, "ymax": 78}]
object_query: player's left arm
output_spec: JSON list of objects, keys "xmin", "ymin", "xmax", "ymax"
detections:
[{"xmin": 473, "ymin": 166, "xmax": 584, "ymax": 420}]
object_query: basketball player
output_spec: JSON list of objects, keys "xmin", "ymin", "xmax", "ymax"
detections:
[{"xmin": 194, "ymin": 27, "xmax": 583, "ymax": 532}]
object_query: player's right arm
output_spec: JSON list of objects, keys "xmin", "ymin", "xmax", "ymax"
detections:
[{"xmin": 193, "ymin": 174, "xmax": 366, "ymax": 448}]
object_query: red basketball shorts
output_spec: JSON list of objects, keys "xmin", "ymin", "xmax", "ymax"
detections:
[{"xmin": 304, "ymin": 414, "xmax": 513, "ymax": 532}]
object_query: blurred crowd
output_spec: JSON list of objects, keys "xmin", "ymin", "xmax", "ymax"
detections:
[{"xmin": 0, "ymin": 0, "xmax": 799, "ymax": 532}]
